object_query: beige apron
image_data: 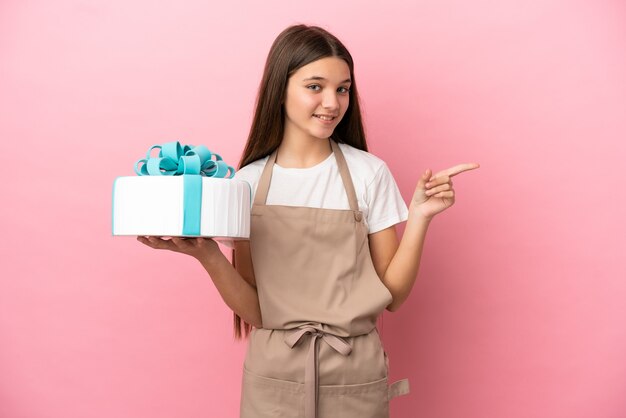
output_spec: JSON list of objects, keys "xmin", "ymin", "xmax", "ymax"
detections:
[{"xmin": 240, "ymin": 139, "xmax": 410, "ymax": 418}]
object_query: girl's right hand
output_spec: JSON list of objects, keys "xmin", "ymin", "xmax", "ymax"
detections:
[{"xmin": 137, "ymin": 236, "xmax": 221, "ymax": 263}]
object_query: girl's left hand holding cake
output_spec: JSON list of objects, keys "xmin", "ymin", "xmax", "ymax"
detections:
[{"xmin": 136, "ymin": 236, "xmax": 221, "ymax": 263}]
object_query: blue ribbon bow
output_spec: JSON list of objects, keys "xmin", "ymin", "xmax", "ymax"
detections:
[
  {"xmin": 134, "ymin": 141, "xmax": 235, "ymax": 178},
  {"xmin": 134, "ymin": 141, "xmax": 236, "ymax": 236}
]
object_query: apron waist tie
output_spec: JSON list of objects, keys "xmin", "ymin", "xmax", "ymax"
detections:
[{"xmin": 284, "ymin": 326, "xmax": 352, "ymax": 418}]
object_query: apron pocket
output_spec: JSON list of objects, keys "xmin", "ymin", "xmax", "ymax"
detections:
[
  {"xmin": 318, "ymin": 376, "xmax": 390, "ymax": 418},
  {"xmin": 241, "ymin": 366, "xmax": 305, "ymax": 418},
  {"xmin": 241, "ymin": 363, "xmax": 402, "ymax": 418}
]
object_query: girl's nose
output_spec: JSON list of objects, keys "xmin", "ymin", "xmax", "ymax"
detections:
[{"xmin": 322, "ymin": 91, "xmax": 340, "ymax": 110}]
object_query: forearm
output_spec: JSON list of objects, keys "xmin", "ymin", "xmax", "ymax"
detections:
[
  {"xmin": 197, "ymin": 251, "xmax": 263, "ymax": 328},
  {"xmin": 383, "ymin": 209, "xmax": 432, "ymax": 312}
]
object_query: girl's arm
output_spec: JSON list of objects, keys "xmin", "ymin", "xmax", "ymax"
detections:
[
  {"xmin": 198, "ymin": 245, "xmax": 263, "ymax": 328},
  {"xmin": 233, "ymin": 240, "xmax": 257, "ymax": 289},
  {"xmin": 369, "ymin": 162, "xmax": 479, "ymax": 312},
  {"xmin": 138, "ymin": 236, "xmax": 263, "ymax": 328},
  {"xmin": 368, "ymin": 210, "xmax": 431, "ymax": 312}
]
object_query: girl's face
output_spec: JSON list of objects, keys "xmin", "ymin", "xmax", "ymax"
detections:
[{"xmin": 282, "ymin": 56, "xmax": 351, "ymax": 142}]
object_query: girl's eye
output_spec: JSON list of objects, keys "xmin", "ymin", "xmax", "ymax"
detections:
[{"xmin": 306, "ymin": 85, "xmax": 351, "ymax": 93}]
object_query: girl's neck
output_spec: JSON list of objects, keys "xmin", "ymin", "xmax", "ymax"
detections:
[{"xmin": 275, "ymin": 136, "xmax": 332, "ymax": 169}]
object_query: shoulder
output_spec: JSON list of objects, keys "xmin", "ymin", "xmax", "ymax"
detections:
[
  {"xmin": 233, "ymin": 156, "xmax": 268, "ymax": 183},
  {"xmin": 338, "ymin": 142, "xmax": 389, "ymax": 183}
]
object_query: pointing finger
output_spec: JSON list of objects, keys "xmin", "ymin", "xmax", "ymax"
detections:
[{"xmin": 430, "ymin": 163, "xmax": 480, "ymax": 180}]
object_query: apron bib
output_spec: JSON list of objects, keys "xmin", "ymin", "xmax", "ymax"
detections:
[{"xmin": 240, "ymin": 139, "xmax": 409, "ymax": 418}]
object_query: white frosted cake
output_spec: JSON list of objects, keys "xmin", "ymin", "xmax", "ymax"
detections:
[
  {"xmin": 112, "ymin": 176, "xmax": 251, "ymax": 239},
  {"xmin": 112, "ymin": 141, "xmax": 251, "ymax": 240}
]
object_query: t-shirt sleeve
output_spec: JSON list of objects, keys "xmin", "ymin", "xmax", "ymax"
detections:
[
  {"xmin": 365, "ymin": 162, "xmax": 409, "ymax": 234},
  {"xmin": 232, "ymin": 160, "xmax": 265, "ymax": 203},
  {"xmin": 233, "ymin": 165, "xmax": 253, "ymax": 187}
]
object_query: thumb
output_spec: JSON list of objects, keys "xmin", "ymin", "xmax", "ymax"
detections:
[{"xmin": 417, "ymin": 168, "xmax": 431, "ymax": 189}]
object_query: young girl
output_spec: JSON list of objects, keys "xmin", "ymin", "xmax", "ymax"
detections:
[{"xmin": 138, "ymin": 24, "xmax": 478, "ymax": 418}]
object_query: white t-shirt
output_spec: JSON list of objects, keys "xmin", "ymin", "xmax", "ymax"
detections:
[{"xmin": 229, "ymin": 142, "xmax": 408, "ymax": 241}]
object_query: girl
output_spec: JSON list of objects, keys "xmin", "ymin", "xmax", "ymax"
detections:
[{"xmin": 138, "ymin": 24, "xmax": 478, "ymax": 418}]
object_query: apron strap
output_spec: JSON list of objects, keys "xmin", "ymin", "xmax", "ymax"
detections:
[
  {"xmin": 384, "ymin": 348, "xmax": 411, "ymax": 401},
  {"xmin": 388, "ymin": 378, "xmax": 410, "ymax": 400},
  {"xmin": 329, "ymin": 139, "xmax": 360, "ymax": 214},
  {"xmin": 253, "ymin": 146, "xmax": 278, "ymax": 206},
  {"xmin": 253, "ymin": 139, "xmax": 361, "ymax": 217},
  {"xmin": 284, "ymin": 326, "xmax": 352, "ymax": 418}
]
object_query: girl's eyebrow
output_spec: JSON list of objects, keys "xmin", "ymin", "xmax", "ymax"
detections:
[{"xmin": 302, "ymin": 76, "xmax": 352, "ymax": 83}]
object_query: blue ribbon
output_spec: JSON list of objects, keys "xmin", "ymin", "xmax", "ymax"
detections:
[{"xmin": 134, "ymin": 141, "xmax": 236, "ymax": 235}]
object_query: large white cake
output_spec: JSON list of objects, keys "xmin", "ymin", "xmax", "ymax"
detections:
[
  {"xmin": 112, "ymin": 141, "xmax": 250, "ymax": 240},
  {"xmin": 112, "ymin": 176, "xmax": 251, "ymax": 239}
]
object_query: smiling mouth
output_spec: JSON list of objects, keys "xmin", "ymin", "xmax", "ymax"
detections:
[{"xmin": 313, "ymin": 114, "xmax": 337, "ymax": 121}]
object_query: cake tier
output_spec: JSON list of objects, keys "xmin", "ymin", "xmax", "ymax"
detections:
[{"xmin": 112, "ymin": 176, "xmax": 250, "ymax": 239}]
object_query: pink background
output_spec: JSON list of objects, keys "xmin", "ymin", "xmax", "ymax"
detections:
[{"xmin": 1, "ymin": 1, "xmax": 625, "ymax": 417}]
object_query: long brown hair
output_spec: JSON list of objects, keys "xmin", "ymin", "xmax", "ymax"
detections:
[{"xmin": 232, "ymin": 24, "xmax": 370, "ymax": 340}]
